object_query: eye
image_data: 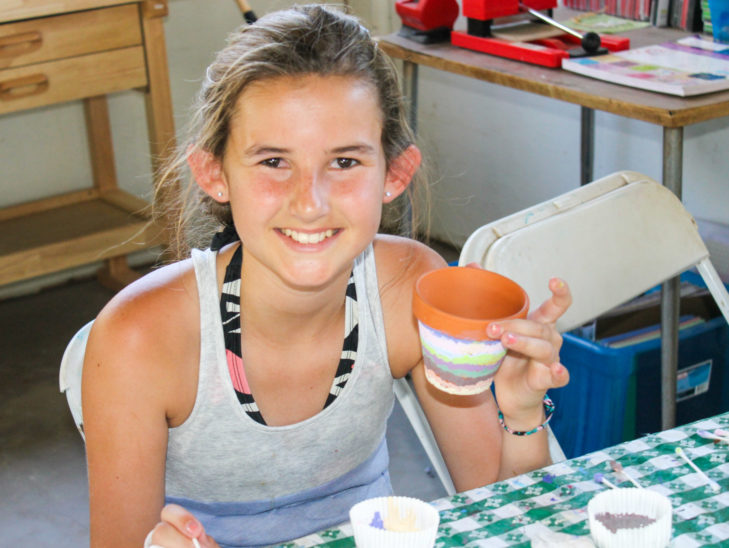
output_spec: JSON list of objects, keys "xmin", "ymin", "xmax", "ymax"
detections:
[
  {"xmin": 333, "ymin": 157, "xmax": 359, "ymax": 169},
  {"xmin": 261, "ymin": 158, "xmax": 282, "ymax": 168}
]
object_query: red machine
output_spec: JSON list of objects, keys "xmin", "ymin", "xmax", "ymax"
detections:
[
  {"xmin": 451, "ymin": 0, "xmax": 630, "ymax": 67},
  {"xmin": 395, "ymin": 0, "xmax": 459, "ymax": 43}
]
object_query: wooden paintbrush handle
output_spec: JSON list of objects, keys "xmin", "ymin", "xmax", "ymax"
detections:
[{"xmin": 235, "ymin": 0, "xmax": 252, "ymax": 11}]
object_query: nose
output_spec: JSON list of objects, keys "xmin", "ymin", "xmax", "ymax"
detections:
[{"xmin": 289, "ymin": 170, "xmax": 330, "ymax": 221}]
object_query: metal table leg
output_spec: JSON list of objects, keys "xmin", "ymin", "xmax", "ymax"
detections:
[
  {"xmin": 401, "ymin": 60, "xmax": 418, "ymax": 237},
  {"xmin": 661, "ymin": 126, "xmax": 683, "ymax": 430},
  {"xmin": 403, "ymin": 60, "xmax": 419, "ymax": 135},
  {"xmin": 581, "ymin": 107, "xmax": 594, "ymax": 185}
]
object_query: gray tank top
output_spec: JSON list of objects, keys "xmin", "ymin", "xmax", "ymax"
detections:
[{"xmin": 165, "ymin": 244, "xmax": 395, "ymax": 547}]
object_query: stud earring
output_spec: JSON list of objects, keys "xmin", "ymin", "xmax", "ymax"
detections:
[
  {"xmin": 217, "ymin": 191, "xmax": 223, "ymax": 198},
  {"xmin": 385, "ymin": 191, "xmax": 392, "ymax": 198}
]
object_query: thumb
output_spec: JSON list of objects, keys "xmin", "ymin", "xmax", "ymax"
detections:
[{"xmin": 160, "ymin": 503, "xmax": 204, "ymax": 540}]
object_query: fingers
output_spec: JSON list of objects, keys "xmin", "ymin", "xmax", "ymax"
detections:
[
  {"xmin": 160, "ymin": 504, "xmax": 203, "ymax": 538},
  {"xmin": 505, "ymin": 331, "xmax": 561, "ymax": 365},
  {"xmin": 529, "ymin": 278, "xmax": 572, "ymax": 326},
  {"xmin": 488, "ymin": 321, "xmax": 563, "ymax": 362},
  {"xmin": 528, "ymin": 361, "xmax": 570, "ymax": 392},
  {"xmin": 146, "ymin": 504, "xmax": 206, "ymax": 548},
  {"xmin": 549, "ymin": 361, "xmax": 570, "ymax": 388},
  {"xmin": 490, "ymin": 318, "xmax": 568, "ymax": 392},
  {"xmin": 146, "ymin": 524, "xmax": 202, "ymax": 548}
]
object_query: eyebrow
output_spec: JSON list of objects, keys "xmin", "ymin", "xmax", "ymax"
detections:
[
  {"xmin": 243, "ymin": 146, "xmax": 289, "ymax": 157},
  {"xmin": 330, "ymin": 144, "xmax": 377, "ymax": 155},
  {"xmin": 243, "ymin": 144, "xmax": 378, "ymax": 158}
]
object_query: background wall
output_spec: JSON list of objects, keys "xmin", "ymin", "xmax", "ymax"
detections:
[
  {"xmin": 418, "ymin": 65, "xmax": 729, "ymax": 246},
  {"xmin": 1, "ymin": 0, "xmax": 727, "ymax": 296}
]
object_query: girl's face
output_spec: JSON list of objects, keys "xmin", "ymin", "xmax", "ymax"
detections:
[{"xmin": 208, "ymin": 74, "xmax": 418, "ymax": 291}]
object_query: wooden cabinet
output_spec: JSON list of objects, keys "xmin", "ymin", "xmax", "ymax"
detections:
[{"xmin": 0, "ymin": 0, "xmax": 175, "ymax": 288}]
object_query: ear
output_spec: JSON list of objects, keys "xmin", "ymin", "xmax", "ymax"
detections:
[
  {"xmin": 383, "ymin": 144, "xmax": 422, "ymax": 204},
  {"xmin": 187, "ymin": 145, "xmax": 228, "ymax": 202}
]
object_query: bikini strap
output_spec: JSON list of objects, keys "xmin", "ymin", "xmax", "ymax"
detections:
[{"xmin": 211, "ymin": 224, "xmax": 240, "ymax": 251}]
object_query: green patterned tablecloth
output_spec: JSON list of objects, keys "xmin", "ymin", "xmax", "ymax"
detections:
[{"xmin": 279, "ymin": 412, "xmax": 729, "ymax": 547}]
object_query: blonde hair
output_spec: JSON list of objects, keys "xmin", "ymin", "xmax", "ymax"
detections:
[{"xmin": 154, "ymin": 4, "xmax": 427, "ymax": 259}]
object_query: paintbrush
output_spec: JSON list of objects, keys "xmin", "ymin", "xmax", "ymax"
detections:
[
  {"xmin": 609, "ymin": 459, "xmax": 642, "ymax": 488},
  {"xmin": 594, "ymin": 473, "xmax": 619, "ymax": 490},
  {"xmin": 675, "ymin": 447, "xmax": 721, "ymax": 493},
  {"xmin": 235, "ymin": 0, "xmax": 257, "ymax": 24},
  {"xmin": 697, "ymin": 429, "xmax": 729, "ymax": 444}
]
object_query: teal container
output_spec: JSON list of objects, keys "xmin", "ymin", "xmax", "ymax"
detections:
[{"xmin": 709, "ymin": 0, "xmax": 729, "ymax": 43}]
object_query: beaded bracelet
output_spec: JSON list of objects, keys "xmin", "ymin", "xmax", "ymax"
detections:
[{"xmin": 498, "ymin": 395, "xmax": 555, "ymax": 436}]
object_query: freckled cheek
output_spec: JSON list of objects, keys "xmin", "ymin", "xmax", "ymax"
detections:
[
  {"xmin": 329, "ymin": 178, "xmax": 383, "ymax": 205},
  {"xmin": 238, "ymin": 177, "xmax": 290, "ymax": 203}
]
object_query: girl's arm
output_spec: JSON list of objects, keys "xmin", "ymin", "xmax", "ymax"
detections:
[
  {"xmin": 377, "ymin": 236, "xmax": 571, "ymax": 492},
  {"xmin": 82, "ymin": 264, "xmax": 200, "ymax": 547},
  {"xmin": 489, "ymin": 278, "xmax": 571, "ymax": 480},
  {"xmin": 376, "ymin": 236, "xmax": 503, "ymax": 488},
  {"xmin": 407, "ymin": 360, "xmax": 506, "ymax": 490},
  {"xmin": 83, "ymin": 309, "xmax": 169, "ymax": 546},
  {"xmin": 409, "ymin": 278, "xmax": 572, "ymax": 490}
]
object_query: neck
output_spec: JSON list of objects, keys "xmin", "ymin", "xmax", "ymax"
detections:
[{"xmin": 239, "ymin": 256, "xmax": 352, "ymax": 341}]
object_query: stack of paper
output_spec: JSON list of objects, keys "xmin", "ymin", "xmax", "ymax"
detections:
[{"xmin": 562, "ymin": 35, "xmax": 729, "ymax": 96}]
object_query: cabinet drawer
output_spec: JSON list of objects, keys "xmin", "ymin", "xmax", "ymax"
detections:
[
  {"xmin": 0, "ymin": 46, "xmax": 146, "ymax": 115},
  {"xmin": 0, "ymin": 5, "xmax": 141, "ymax": 69},
  {"xmin": 0, "ymin": 1, "xmax": 136, "ymax": 24}
]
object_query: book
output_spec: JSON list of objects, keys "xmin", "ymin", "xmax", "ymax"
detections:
[
  {"xmin": 568, "ymin": 13, "xmax": 651, "ymax": 34},
  {"xmin": 671, "ymin": 0, "xmax": 704, "ymax": 30},
  {"xmin": 600, "ymin": 315, "xmax": 705, "ymax": 348},
  {"xmin": 650, "ymin": 0, "xmax": 671, "ymax": 26},
  {"xmin": 563, "ymin": 0, "xmax": 653, "ymax": 21},
  {"xmin": 561, "ymin": 35, "xmax": 729, "ymax": 96}
]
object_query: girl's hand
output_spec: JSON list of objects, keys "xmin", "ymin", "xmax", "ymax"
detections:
[
  {"xmin": 490, "ymin": 277, "xmax": 572, "ymax": 425},
  {"xmin": 145, "ymin": 504, "xmax": 219, "ymax": 548}
]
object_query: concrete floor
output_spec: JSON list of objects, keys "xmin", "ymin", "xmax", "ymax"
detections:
[{"xmin": 0, "ymin": 241, "xmax": 456, "ymax": 546}]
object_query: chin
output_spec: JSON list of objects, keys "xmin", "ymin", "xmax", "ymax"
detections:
[{"xmin": 280, "ymin": 261, "xmax": 351, "ymax": 291}]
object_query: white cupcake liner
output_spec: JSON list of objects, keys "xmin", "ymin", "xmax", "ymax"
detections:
[
  {"xmin": 588, "ymin": 488, "xmax": 672, "ymax": 548},
  {"xmin": 349, "ymin": 496, "xmax": 440, "ymax": 548}
]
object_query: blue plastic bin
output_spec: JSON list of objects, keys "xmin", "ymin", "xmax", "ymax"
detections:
[{"xmin": 549, "ymin": 278, "xmax": 729, "ymax": 459}]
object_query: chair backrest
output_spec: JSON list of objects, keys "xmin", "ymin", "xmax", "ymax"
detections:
[
  {"xmin": 59, "ymin": 320, "xmax": 93, "ymax": 440},
  {"xmin": 459, "ymin": 171, "xmax": 729, "ymax": 331}
]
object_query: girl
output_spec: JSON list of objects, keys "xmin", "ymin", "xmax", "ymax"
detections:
[{"xmin": 80, "ymin": 5, "xmax": 571, "ymax": 547}]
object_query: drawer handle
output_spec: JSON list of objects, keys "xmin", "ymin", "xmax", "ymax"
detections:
[
  {"xmin": 0, "ymin": 74, "xmax": 49, "ymax": 101},
  {"xmin": 0, "ymin": 31, "xmax": 43, "ymax": 58}
]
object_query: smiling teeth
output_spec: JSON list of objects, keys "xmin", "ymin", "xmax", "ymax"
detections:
[{"xmin": 282, "ymin": 228, "xmax": 334, "ymax": 244}]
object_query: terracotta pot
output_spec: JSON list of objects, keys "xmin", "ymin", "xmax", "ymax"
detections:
[{"xmin": 412, "ymin": 267, "xmax": 529, "ymax": 395}]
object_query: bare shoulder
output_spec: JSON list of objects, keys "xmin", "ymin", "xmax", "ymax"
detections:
[
  {"xmin": 84, "ymin": 258, "xmax": 200, "ymax": 424},
  {"xmin": 373, "ymin": 235, "xmax": 447, "ymax": 378},
  {"xmin": 91, "ymin": 259, "xmax": 198, "ymax": 349},
  {"xmin": 373, "ymin": 234, "xmax": 447, "ymax": 291}
]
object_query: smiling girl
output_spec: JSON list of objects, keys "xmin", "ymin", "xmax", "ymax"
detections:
[{"xmin": 79, "ymin": 5, "xmax": 571, "ymax": 547}]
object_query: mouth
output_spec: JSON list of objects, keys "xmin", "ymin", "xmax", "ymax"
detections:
[{"xmin": 278, "ymin": 228, "xmax": 338, "ymax": 245}]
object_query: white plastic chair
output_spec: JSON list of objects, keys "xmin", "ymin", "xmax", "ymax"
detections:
[
  {"xmin": 394, "ymin": 377, "xmax": 565, "ymax": 497},
  {"xmin": 394, "ymin": 375, "xmax": 564, "ymax": 497},
  {"xmin": 459, "ymin": 170, "xmax": 729, "ymax": 333},
  {"xmin": 59, "ymin": 321, "xmax": 92, "ymax": 441}
]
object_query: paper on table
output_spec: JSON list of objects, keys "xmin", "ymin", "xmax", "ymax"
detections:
[{"xmin": 562, "ymin": 35, "xmax": 729, "ymax": 96}]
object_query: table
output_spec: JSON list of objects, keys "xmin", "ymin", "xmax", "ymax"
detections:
[
  {"xmin": 376, "ymin": 18, "xmax": 729, "ymax": 430},
  {"xmin": 0, "ymin": 0, "xmax": 175, "ymax": 289},
  {"xmin": 283, "ymin": 412, "xmax": 729, "ymax": 547}
]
